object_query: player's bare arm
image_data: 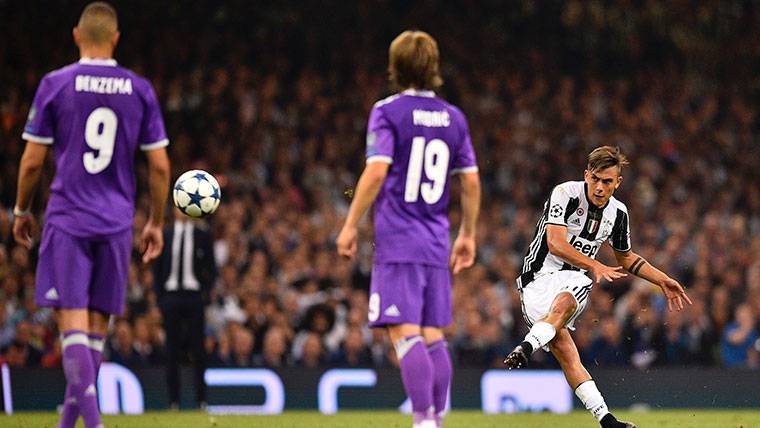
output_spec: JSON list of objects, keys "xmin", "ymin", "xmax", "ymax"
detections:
[
  {"xmin": 450, "ymin": 171, "xmax": 480, "ymax": 274},
  {"xmin": 337, "ymin": 161, "xmax": 389, "ymax": 260},
  {"xmin": 141, "ymin": 146, "xmax": 170, "ymax": 263},
  {"xmin": 613, "ymin": 249, "xmax": 692, "ymax": 311},
  {"xmin": 12, "ymin": 141, "xmax": 49, "ymax": 248},
  {"xmin": 546, "ymin": 223, "xmax": 626, "ymax": 284}
]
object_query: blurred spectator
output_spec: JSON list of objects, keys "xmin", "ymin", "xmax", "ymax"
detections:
[
  {"xmin": 8, "ymin": 320, "xmax": 43, "ymax": 367},
  {"xmin": 107, "ymin": 320, "xmax": 144, "ymax": 367},
  {"xmin": 41, "ymin": 337, "xmax": 62, "ymax": 368},
  {"xmin": 207, "ymin": 332, "xmax": 233, "ymax": 367},
  {"xmin": 589, "ymin": 317, "xmax": 628, "ymax": 366},
  {"xmin": 231, "ymin": 326, "xmax": 255, "ymax": 367},
  {"xmin": 0, "ymin": 341, "xmax": 30, "ymax": 367},
  {"xmin": 297, "ymin": 333, "xmax": 326, "ymax": 368},
  {"xmin": 255, "ymin": 326, "xmax": 289, "ymax": 367},
  {"xmin": 678, "ymin": 297, "xmax": 716, "ymax": 366},
  {"xmin": 133, "ymin": 316, "xmax": 165, "ymax": 365},
  {"xmin": 329, "ymin": 326, "xmax": 372, "ymax": 367},
  {"xmin": 721, "ymin": 304, "xmax": 759, "ymax": 368},
  {"xmin": 0, "ymin": 298, "xmax": 16, "ymax": 348}
]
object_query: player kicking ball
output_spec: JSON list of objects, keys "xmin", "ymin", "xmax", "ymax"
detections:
[
  {"xmin": 504, "ymin": 146, "xmax": 691, "ymax": 428},
  {"xmin": 337, "ymin": 31, "xmax": 481, "ymax": 428}
]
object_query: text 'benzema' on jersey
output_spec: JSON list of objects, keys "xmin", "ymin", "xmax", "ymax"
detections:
[
  {"xmin": 23, "ymin": 58, "xmax": 168, "ymax": 238},
  {"xmin": 518, "ymin": 181, "xmax": 631, "ymax": 287},
  {"xmin": 366, "ymin": 89, "xmax": 478, "ymax": 267}
]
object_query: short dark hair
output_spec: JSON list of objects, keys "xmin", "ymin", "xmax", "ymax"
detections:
[
  {"xmin": 388, "ymin": 31, "xmax": 443, "ymax": 91},
  {"xmin": 78, "ymin": 2, "xmax": 118, "ymax": 45},
  {"xmin": 587, "ymin": 146, "xmax": 629, "ymax": 174}
]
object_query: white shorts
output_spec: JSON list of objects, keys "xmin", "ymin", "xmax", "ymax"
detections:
[{"xmin": 519, "ymin": 271, "xmax": 593, "ymax": 330}]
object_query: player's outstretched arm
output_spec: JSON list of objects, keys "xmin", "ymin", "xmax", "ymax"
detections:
[
  {"xmin": 546, "ymin": 224, "xmax": 627, "ymax": 284},
  {"xmin": 12, "ymin": 141, "xmax": 49, "ymax": 248},
  {"xmin": 141, "ymin": 147, "xmax": 170, "ymax": 263},
  {"xmin": 336, "ymin": 162, "xmax": 389, "ymax": 260},
  {"xmin": 450, "ymin": 171, "xmax": 480, "ymax": 274},
  {"xmin": 614, "ymin": 249, "xmax": 692, "ymax": 311}
]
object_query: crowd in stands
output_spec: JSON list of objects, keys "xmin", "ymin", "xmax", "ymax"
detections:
[{"xmin": 0, "ymin": 1, "xmax": 758, "ymax": 371}]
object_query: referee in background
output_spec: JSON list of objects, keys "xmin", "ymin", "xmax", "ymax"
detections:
[{"xmin": 153, "ymin": 209, "xmax": 217, "ymax": 409}]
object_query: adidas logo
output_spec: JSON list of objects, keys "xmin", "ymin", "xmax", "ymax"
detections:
[
  {"xmin": 570, "ymin": 218, "xmax": 581, "ymax": 226},
  {"xmin": 384, "ymin": 305, "xmax": 401, "ymax": 317},
  {"xmin": 85, "ymin": 384, "xmax": 97, "ymax": 396},
  {"xmin": 45, "ymin": 288, "xmax": 59, "ymax": 300}
]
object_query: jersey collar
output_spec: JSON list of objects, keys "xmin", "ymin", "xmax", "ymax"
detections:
[
  {"xmin": 79, "ymin": 57, "xmax": 118, "ymax": 66},
  {"xmin": 584, "ymin": 182, "xmax": 610, "ymax": 211},
  {"xmin": 402, "ymin": 89, "xmax": 436, "ymax": 98}
]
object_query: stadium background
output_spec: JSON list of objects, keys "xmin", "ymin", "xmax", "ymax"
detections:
[{"xmin": 0, "ymin": 0, "xmax": 759, "ymax": 414}]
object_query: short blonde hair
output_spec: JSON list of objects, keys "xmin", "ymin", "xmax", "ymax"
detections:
[
  {"xmin": 388, "ymin": 31, "xmax": 443, "ymax": 91},
  {"xmin": 78, "ymin": 2, "xmax": 118, "ymax": 45},
  {"xmin": 587, "ymin": 146, "xmax": 629, "ymax": 174}
]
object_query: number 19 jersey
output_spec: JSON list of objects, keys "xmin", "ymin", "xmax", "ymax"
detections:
[
  {"xmin": 366, "ymin": 89, "xmax": 478, "ymax": 267},
  {"xmin": 23, "ymin": 58, "xmax": 168, "ymax": 238}
]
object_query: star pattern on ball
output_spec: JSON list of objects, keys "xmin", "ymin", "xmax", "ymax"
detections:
[
  {"xmin": 550, "ymin": 204, "xmax": 564, "ymax": 218},
  {"xmin": 187, "ymin": 190, "xmax": 204, "ymax": 206}
]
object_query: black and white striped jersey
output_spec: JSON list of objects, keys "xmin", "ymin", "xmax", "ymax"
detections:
[{"xmin": 517, "ymin": 180, "xmax": 631, "ymax": 289}]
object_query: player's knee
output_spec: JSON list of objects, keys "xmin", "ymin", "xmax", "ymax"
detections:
[
  {"xmin": 422, "ymin": 327, "xmax": 444, "ymax": 344},
  {"xmin": 550, "ymin": 292, "xmax": 578, "ymax": 318},
  {"xmin": 387, "ymin": 323, "xmax": 421, "ymax": 344}
]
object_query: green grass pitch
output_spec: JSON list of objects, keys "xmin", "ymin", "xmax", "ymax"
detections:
[{"xmin": 3, "ymin": 410, "xmax": 759, "ymax": 428}]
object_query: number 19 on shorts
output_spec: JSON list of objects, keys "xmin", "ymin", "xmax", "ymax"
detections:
[{"xmin": 404, "ymin": 136, "xmax": 450, "ymax": 204}]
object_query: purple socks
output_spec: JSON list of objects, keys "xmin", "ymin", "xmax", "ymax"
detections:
[
  {"xmin": 59, "ymin": 331, "xmax": 103, "ymax": 428},
  {"xmin": 427, "ymin": 339, "xmax": 451, "ymax": 424},
  {"xmin": 396, "ymin": 335, "xmax": 434, "ymax": 422}
]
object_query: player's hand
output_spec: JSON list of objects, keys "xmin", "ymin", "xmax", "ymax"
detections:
[
  {"xmin": 658, "ymin": 277, "xmax": 693, "ymax": 312},
  {"xmin": 12, "ymin": 214, "xmax": 36, "ymax": 249},
  {"xmin": 450, "ymin": 235, "xmax": 476, "ymax": 274},
  {"xmin": 336, "ymin": 225, "xmax": 358, "ymax": 260},
  {"xmin": 140, "ymin": 220, "xmax": 164, "ymax": 264},
  {"xmin": 589, "ymin": 262, "xmax": 626, "ymax": 284}
]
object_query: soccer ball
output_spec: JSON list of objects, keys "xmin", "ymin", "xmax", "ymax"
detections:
[{"xmin": 173, "ymin": 170, "xmax": 221, "ymax": 218}]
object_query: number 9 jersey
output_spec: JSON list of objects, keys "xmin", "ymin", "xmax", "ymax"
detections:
[
  {"xmin": 23, "ymin": 58, "xmax": 168, "ymax": 238},
  {"xmin": 366, "ymin": 89, "xmax": 477, "ymax": 267}
]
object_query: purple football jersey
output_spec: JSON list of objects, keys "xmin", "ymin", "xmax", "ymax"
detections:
[
  {"xmin": 23, "ymin": 58, "xmax": 168, "ymax": 237},
  {"xmin": 366, "ymin": 89, "xmax": 478, "ymax": 267}
]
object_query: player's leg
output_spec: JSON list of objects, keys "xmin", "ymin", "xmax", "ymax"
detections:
[
  {"xmin": 387, "ymin": 323, "xmax": 435, "ymax": 428},
  {"xmin": 160, "ymin": 294, "xmax": 182, "ymax": 409},
  {"xmin": 421, "ymin": 265, "xmax": 454, "ymax": 428},
  {"xmin": 505, "ymin": 272, "xmax": 591, "ymax": 369},
  {"xmin": 58, "ymin": 309, "xmax": 102, "ymax": 428},
  {"xmin": 87, "ymin": 310, "xmax": 108, "ymax": 381},
  {"xmin": 423, "ymin": 327, "xmax": 450, "ymax": 428},
  {"xmin": 550, "ymin": 329, "xmax": 636, "ymax": 428},
  {"xmin": 370, "ymin": 263, "xmax": 435, "ymax": 427},
  {"xmin": 35, "ymin": 225, "xmax": 103, "ymax": 428},
  {"xmin": 504, "ymin": 291, "xmax": 575, "ymax": 368},
  {"xmin": 58, "ymin": 310, "xmax": 108, "ymax": 427},
  {"xmin": 188, "ymin": 292, "xmax": 207, "ymax": 408}
]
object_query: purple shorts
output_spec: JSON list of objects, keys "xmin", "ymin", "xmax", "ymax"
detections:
[
  {"xmin": 35, "ymin": 224, "xmax": 132, "ymax": 315},
  {"xmin": 368, "ymin": 262, "xmax": 452, "ymax": 328}
]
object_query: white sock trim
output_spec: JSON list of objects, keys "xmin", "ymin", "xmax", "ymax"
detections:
[
  {"xmin": 575, "ymin": 380, "xmax": 609, "ymax": 421},
  {"xmin": 394, "ymin": 335, "xmax": 423, "ymax": 360},
  {"xmin": 61, "ymin": 333, "xmax": 89, "ymax": 350},
  {"xmin": 524, "ymin": 321, "xmax": 556, "ymax": 354},
  {"xmin": 88, "ymin": 338, "xmax": 105, "ymax": 353}
]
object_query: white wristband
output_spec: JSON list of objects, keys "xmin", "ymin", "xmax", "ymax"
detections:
[{"xmin": 13, "ymin": 206, "xmax": 30, "ymax": 217}]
